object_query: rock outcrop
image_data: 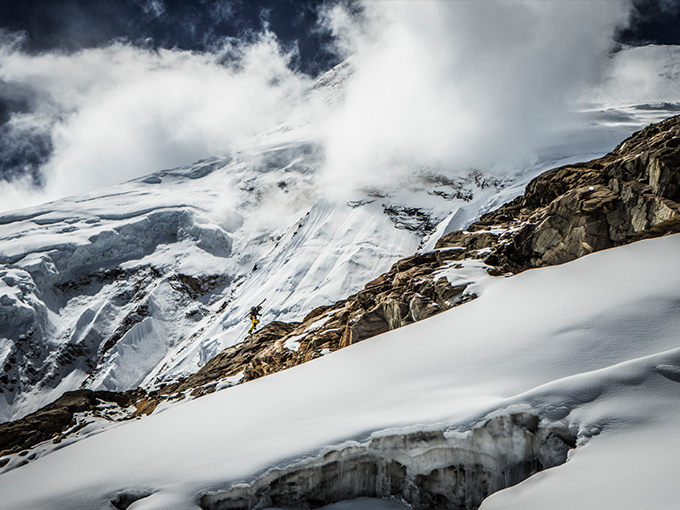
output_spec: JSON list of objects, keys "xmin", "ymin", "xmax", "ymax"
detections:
[{"xmin": 460, "ymin": 116, "xmax": 680, "ymax": 272}]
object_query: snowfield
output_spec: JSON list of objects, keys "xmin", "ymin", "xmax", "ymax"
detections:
[{"xmin": 1, "ymin": 233, "xmax": 679, "ymax": 509}]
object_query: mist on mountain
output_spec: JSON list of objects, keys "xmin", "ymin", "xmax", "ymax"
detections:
[{"xmin": 0, "ymin": 0, "xmax": 678, "ymax": 213}]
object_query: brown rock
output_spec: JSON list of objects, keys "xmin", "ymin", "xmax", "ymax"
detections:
[
  {"xmin": 346, "ymin": 305, "xmax": 390, "ymax": 345},
  {"xmin": 0, "ymin": 389, "xmax": 142, "ymax": 455}
]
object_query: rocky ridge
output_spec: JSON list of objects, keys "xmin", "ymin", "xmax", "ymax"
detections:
[
  {"xmin": 2, "ymin": 115, "xmax": 680, "ymax": 462},
  {"xmin": 473, "ymin": 115, "xmax": 680, "ymax": 271}
]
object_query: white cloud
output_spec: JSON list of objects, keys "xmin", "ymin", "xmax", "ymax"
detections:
[
  {"xmin": 0, "ymin": 174, "xmax": 40, "ymax": 213},
  {"xmin": 0, "ymin": 32, "xmax": 311, "ymax": 209},
  {"xmin": 317, "ymin": 0, "xmax": 632, "ymax": 190},
  {"xmin": 595, "ymin": 44, "xmax": 680, "ymax": 106}
]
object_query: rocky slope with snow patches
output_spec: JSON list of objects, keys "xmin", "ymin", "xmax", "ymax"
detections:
[{"xmin": 135, "ymin": 114, "xmax": 680, "ymax": 407}]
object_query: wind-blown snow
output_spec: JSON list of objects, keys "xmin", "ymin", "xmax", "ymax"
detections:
[{"xmin": 2, "ymin": 231, "xmax": 680, "ymax": 509}]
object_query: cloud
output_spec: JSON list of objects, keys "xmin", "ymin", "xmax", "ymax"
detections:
[
  {"xmin": 3, "ymin": 0, "xmax": 678, "ymax": 214},
  {"xmin": 595, "ymin": 44, "xmax": 680, "ymax": 106},
  {"xmin": 0, "ymin": 31, "xmax": 312, "ymax": 210},
  {"xmin": 317, "ymin": 0, "xmax": 632, "ymax": 191},
  {"xmin": 142, "ymin": 0, "xmax": 166, "ymax": 18}
]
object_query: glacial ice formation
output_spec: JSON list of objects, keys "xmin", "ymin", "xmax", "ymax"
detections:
[{"xmin": 200, "ymin": 413, "xmax": 575, "ymax": 510}]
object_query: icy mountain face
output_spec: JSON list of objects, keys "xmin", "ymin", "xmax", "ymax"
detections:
[
  {"xmin": 0, "ymin": 131, "xmax": 513, "ymax": 422},
  {"xmin": 0, "ymin": 43, "xmax": 680, "ymax": 510}
]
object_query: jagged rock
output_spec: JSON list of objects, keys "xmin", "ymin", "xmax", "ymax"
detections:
[
  {"xmin": 345, "ymin": 305, "xmax": 391, "ymax": 345},
  {"xmin": 442, "ymin": 115, "xmax": 680, "ymax": 272},
  {"xmin": 170, "ymin": 321, "xmax": 300, "ymax": 393},
  {"xmin": 434, "ymin": 278, "xmax": 468, "ymax": 307},
  {"xmin": 378, "ymin": 299, "xmax": 410, "ymax": 330},
  {"xmin": 408, "ymin": 294, "xmax": 440, "ymax": 322}
]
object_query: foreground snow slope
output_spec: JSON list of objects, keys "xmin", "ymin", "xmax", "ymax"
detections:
[{"xmin": 1, "ymin": 233, "xmax": 679, "ymax": 509}]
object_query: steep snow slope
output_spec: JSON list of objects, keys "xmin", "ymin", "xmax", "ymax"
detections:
[{"xmin": 1, "ymin": 233, "xmax": 679, "ymax": 509}]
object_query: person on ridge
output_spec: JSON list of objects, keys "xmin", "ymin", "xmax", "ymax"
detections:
[{"xmin": 248, "ymin": 304, "xmax": 262, "ymax": 335}]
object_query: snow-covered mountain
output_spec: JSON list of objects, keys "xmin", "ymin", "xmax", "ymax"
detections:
[
  {"xmin": 0, "ymin": 125, "xmax": 524, "ymax": 422},
  {"xmin": 5, "ymin": 50, "xmax": 668, "ymax": 423},
  {"xmin": 2, "ymin": 44, "xmax": 680, "ymax": 510},
  {"xmin": 0, "ymin": 112, "xmax": 664, "ymax": 423}
]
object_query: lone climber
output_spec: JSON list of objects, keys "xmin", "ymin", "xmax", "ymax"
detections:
[{"xmin": 248, "ymin": 303, "xmax": 263, "ymax": 335}]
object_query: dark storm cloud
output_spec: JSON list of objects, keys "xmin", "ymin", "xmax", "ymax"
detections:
[
  {"xmin": 0, "ymin": 79, "xmax": 51, "ymax": 185},
  {"xmin": 0, "ymin": 80, "xmax": 33, "ymax": 124},
  {"xmin": 617, "ymin": 0, "xmax": 680, "ymax": 46},
  {"xmin": 0, "ymin": 0, "xmax": 342, "ymax": 75},
  {"xmin": 0, "ymin": 121, "xmax": 51, "ymax": 186}
]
